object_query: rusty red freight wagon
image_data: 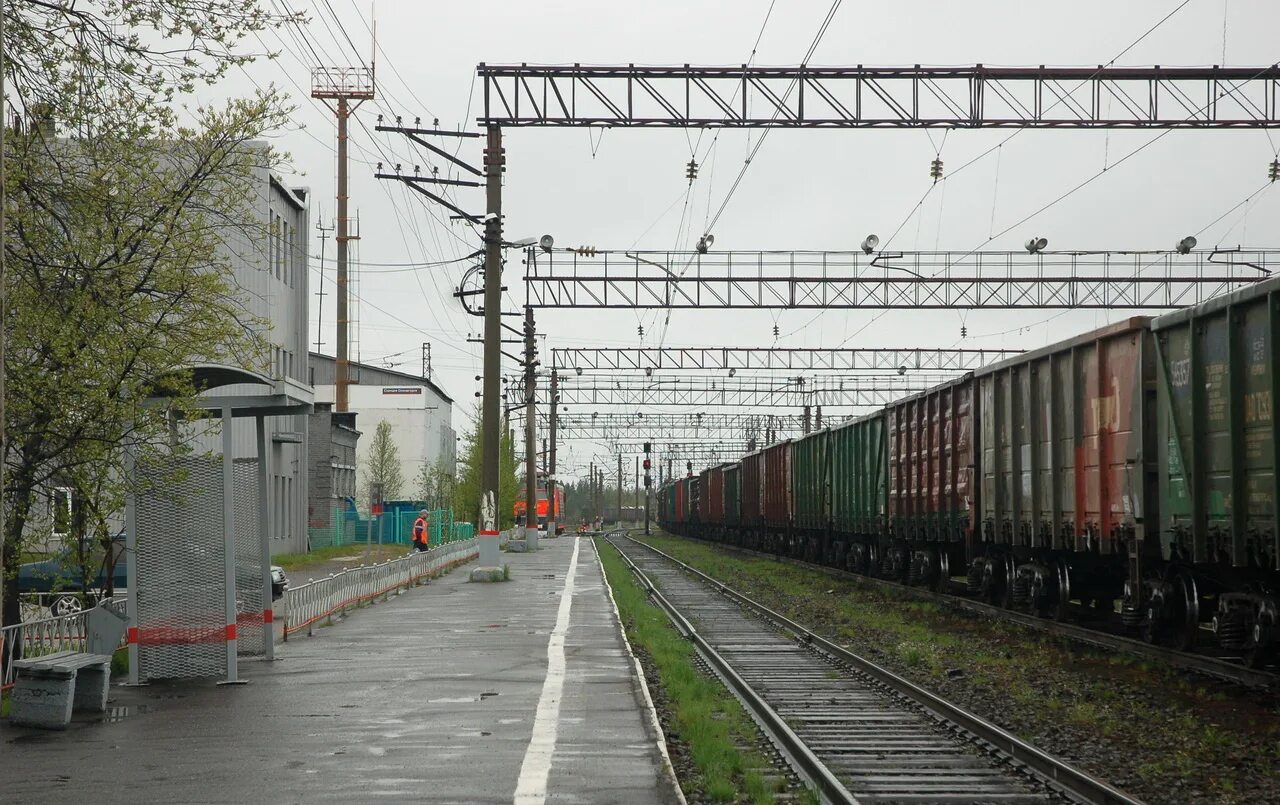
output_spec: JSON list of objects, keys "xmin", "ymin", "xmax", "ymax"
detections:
[
  {"xmin": 971, "ymin": 318, "xmax": 1154, "ymax": 618},
  {"xmin": 884, "ymin": 377, "xmax": 976, "ymax": 589}
]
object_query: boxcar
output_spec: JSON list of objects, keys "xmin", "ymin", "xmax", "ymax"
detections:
[
  {"xmin": 885, "ymin": 376, "xmax": 976, "ymax": 590},
  {"xmin": 792, "ymin": 428, "xmax": 832, "ymax": 561},
  {"xmin": 761, "ymin": 440, "xmax": 793, "ymax": 551},
  {"xmin": 723, "ymin": 462, "xmax": 742, "ymax": 538},
  {"xmin": 700, "ymin": 464, "xmax": 728, "ymax": 535},
  {"xmin": 740, "ymin": 450, "xmax": 764, "ymax": 545},
  {"xmin": 1149, "ymin": 276, "xmax": 1280, "ymax": 659},
  {"xmin": 972, "ymin": 318, "xmax": 1154, "ymax": 617},
  {"xmin": 830, "ymin": 411, "xmax": 888, "ymax": 575}
]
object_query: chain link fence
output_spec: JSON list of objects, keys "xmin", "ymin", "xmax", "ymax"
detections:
[{"xmin": 308, "ymin": 507, "xmax": 474, "ymax": 549}]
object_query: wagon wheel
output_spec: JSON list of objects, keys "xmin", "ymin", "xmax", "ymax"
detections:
[
  {"xmin": 1000, "ymin": 556, "xmax": 1018, "ymax": 609},
  {"xmin": 933, "ymin": 551, "xmax": 951, "ymax": 594},
  {"xmin": 1171, "ymin": 571, "xmax": 1200, "ymax": 652},
  {"xmin": 52, "ymin": 595, "xmax": 83, "ymax": 617},
  {"xmin": 1053, "ymin": 561, "xmax": 1072, "ymax": 622}
]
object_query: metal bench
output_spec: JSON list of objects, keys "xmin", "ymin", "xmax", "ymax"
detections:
[{"xmin": 9, "ymin": 650, "xmax": 113, "ymax": 730}]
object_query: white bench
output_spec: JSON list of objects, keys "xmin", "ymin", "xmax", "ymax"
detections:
[{"xmin": 9, "ymin": 650, "xmax": 113, "ymax": 730}]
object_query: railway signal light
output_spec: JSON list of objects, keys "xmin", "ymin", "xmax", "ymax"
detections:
[{"xmin": 643, "ymin": 441, "xmax": 651, "ymax": 453}]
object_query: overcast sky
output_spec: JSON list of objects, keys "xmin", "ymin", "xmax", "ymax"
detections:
[{"xmin": 208, "ymin": 0, "xmax": 1279, "ymax": 480}]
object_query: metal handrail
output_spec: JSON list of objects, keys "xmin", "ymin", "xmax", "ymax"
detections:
[
  {"xmin": 1, "ymin": 599, "xmax": 123, "ymax": 690},
  {"xmin": 282, "ymin": 536, "xmax": 483, "ymax": 638}
]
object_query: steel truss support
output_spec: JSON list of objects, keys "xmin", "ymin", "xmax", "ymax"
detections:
[
  {"xmin": 510, "ymin": 411, "xmax": 820, "ymax": 440},
  {"xmin": 479, "ymin": 64, "xmax": 1280, "ymax": 128},
  {"xmin": 526, "ymin": 249, "xmax": 1270, "ymax": 309},
  {"xmin": 552, "ymin": 346, "xmax": 1019, "ymax": 372},
  {"xmin": 513, "ymin": 373, "xmax": 949, "ymax": 408}
]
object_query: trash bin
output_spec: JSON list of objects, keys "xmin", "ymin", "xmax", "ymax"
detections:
[{"xmin": 86, "ymin": 604, "xmax": 128, "ymax": 655}]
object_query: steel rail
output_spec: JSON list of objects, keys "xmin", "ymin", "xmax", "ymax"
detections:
[
  {"xmin": 674, "ymin": 537, "xmax": 1280, "ymax": 690},
  {"xmin": 620, "ymin": 535, "xmax": 1143, "ymax": 805},
  {"xmin": 609, "ymin": 534, "xmax": 857, "ymax": 804}
]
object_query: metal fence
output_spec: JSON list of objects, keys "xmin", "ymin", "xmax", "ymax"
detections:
[
  {"xmin": 1, "ymin": 600, "xmax": 125, "ymax": 691},
  {"xmin": 282, "ymin": 535, "xmax": 488, "ymax": 639},
  {"xmin": 308, "ymin": 508, "xmax": 474, "ymax": 549}
]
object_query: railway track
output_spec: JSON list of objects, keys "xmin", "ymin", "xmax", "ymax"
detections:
[
  {"xmin": 608, "ymin": 534, "xmax": 1139, "ymax": 805},
  {"xmin": 660, "ymin": 534, "xmax": 1280, "ymax": 690}
]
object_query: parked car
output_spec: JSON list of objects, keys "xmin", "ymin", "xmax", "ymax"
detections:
[
  {"xmin": 16, "ymin": 533, "xmax": 127, "ymax": 616},
  {"xmin": 271, "ymin": 565, "xmax": 288, "ymax": 600}
]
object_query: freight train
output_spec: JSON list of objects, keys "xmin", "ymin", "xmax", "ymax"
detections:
[{"xmin": 659, "ymin": 274, "xmax": 1280, "ymax": 667}]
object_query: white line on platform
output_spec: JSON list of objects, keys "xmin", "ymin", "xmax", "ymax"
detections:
[{"xmin": 514, "ymin": 537, "xmax": 582, "ymax": 805}]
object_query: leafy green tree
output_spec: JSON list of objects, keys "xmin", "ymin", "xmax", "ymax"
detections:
[
  {"xmin": 360, "ymin": 421, "xmax": 404, "ymax": 505},
  {"xmin": 454, "ymin": 416, "xmax": 519, "ymax": 529},
  {"xmin": 0, "ymin": 1, "xmax": 297, "ymax": 628},
  {"xmin": 415, "ymin": 458, "xmax": 455, "ymax": 511}
]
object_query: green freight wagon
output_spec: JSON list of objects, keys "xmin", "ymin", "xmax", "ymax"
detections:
[
  {"xmin": 829, "ymin": 411, "xmax": 888, "ymax": 574},
  {"xmin": 1151, "ymin": 275, "xmax": 1280, "ymax": 660},
  {"xmin": 791, "ymin": 428, "xmax": 832, "ymax": 562},
  {"xmin": 723, "ymin": 462, "xmax": 742, "ymax": 537}
]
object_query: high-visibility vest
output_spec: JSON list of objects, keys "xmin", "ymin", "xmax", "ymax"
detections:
[{"xmin": 413, "ymin": 517, "xmax": 427, "ymax": 543}]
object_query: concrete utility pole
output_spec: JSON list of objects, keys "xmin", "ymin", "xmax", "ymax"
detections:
[
  {"xmin": 314, "ymin": 219, "xmax": 332, "ymax": 353},
  {"xmin": 477, "ymin": 125, "xmax": 504, "ymax": 567},
  {"xmin": 616, "ymin": 454, "xmax": 622, "ymax": 528},
  {"xmin": 311, "ymin": 67, "xmax": 373, "ymax": 413},
  {"xmin": 634, "ymin": 456, "xmax": 639, "ymax": 527},
  {"xmin": 523, "ymin": 307, "xmax": 538, "ymax": 549},
  {"xmin": 547, "ymin": 370, "xmax": 558, "ymax": 539}
]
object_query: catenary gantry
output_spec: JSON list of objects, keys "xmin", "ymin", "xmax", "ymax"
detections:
[
  {"xmin": 479, "ymin": 64, "xmax": 1280, "ymax": 128},
  {"xmin": 526, "ymin": 249, "xmax": 1271, "ymax": 309},
  {"xmin": 542, "ymin": 374, "xmax": 947, "ymax": 408},
  {"xmin": 550, "ymin": 346, "xmax": 1019, "ymax": 372}
]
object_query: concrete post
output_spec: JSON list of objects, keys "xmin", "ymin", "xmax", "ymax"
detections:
[
  {"xmin": 476, "ymin": 124, "xmax": 504, "ymax": 572},
  {"xmin": 524, "ymin": 306, "xmax": 539, "ymax": 550},
  {"xmin": 257, "ymin": 416, "xmax": 274, "ymax": 662},
  {"xmin": 547, "ymin": 370, "xmax": 558, "ymax": 539},
  {"xmin": 124, "ymin": 436, "xmax": 139, "ymax": 684},
  {"xmin": 221, "ymin": 405, "xmax": 241, "ymax": 684}
]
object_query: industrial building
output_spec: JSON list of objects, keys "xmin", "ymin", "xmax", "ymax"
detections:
[{"xmin": 308, "ymin": 354, "xmax": 456, "ymax": 504}]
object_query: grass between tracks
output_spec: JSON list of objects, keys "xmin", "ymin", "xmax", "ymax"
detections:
[
  {"xmin": 597, "ymin": 539, "xmax": 795, "ymax": 804},
  {"xmin": 636, "ymin": 532, "xmax": 1280, "ymax": 805}
]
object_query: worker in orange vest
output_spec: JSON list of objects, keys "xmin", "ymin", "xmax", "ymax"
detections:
[{"xmin": 412, "ymin": 510, "xmax": 429, "ymax": 552}]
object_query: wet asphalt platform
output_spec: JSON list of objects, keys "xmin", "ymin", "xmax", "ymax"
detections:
[{"xmin": 0, "ymin": 535, "xmax": 683, "ymax": 804}]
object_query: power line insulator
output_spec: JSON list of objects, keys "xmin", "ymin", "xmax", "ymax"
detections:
[
  {"xmin": 930, "ymin": 157, "xmax": 944, "ymax": 182},
  {"xmin": 686, "ymin": 159, "xmax": 699, "ymax": 182},
  {"xmin": 637, "ymin": 324, "xmax": 644, "ymax": 337},
  {"xmin": 575, "ymin": 246, "xmax": 597, "ymax": 257},
  {"xmin": 772, "ymin": 324, "xmax": 779, "ymax": 337},
  {"xmin": 960, "ymin": 324, "xmax": 968, "ymax": 339},
  {"xmin": 1270, "ymin": 159, "xmax": 1280, "ymax": 182}
]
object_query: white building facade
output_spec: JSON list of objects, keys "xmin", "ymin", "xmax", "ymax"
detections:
[{"xmin": 308, "ymin": 354, "xmax": 455, "ymax": 500}]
